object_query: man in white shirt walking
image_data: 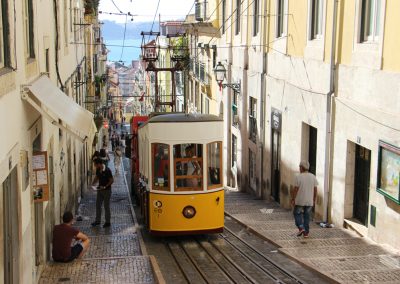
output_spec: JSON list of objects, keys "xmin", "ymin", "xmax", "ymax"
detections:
[{"xmin": 291, "ymin": 160, "xmax": 318, "ymax": 238}]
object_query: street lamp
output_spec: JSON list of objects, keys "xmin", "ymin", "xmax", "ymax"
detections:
[{"xmin": 214, "ymin": 62, "xmax": 241, "ymax": 93}]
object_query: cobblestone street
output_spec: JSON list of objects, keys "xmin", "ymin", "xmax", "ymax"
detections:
[
  {"xmin": 39, "ymin": 154, "xmax": 155, "ymax": 284},
  {"xmin": 225, "ymin": 191, "xmax": 400, "ymax": 284}
]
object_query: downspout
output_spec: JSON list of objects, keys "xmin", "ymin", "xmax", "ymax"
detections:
[
  {"xmin": 260, "ymin": 0, "xmax": 267, "ymax": 199},
  {"xmin": 323, "ymin": 0, "xmax": 338, "ymax": 222},
  {"xmin": 53, "ymin": 0, "xmax": 64, "ymax": 90}
]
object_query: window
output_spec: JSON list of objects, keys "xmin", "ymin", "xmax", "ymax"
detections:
[
  {"xmin": 45, "ymin": 49, "xmax": 50, "ymax": 74},
  {"xmin": 249, "ymin": 97, "xmax": 257, "ymax": 143},
  {"xmin": 207, "ymin": 142, "xmax": 222, "ymax": 189},
  {"xmin": 232, "ymin": 135, "xmax": 237, "ymax": 167},
  {"xmin": 310, "ymin": 0, "xmax": 323, "ymax": 40},
  {"xmin": 232, "ymin": 91, "xmax": 239, "ymax": 127},
  {"xmin": 235, "ymin": 0, "xmax": 241, "ymax": 35},
  {"xmin": 173, "ymin": 144, "xmax": 203, "ymax": 191},
  {"xmin": 249, "ymin": 149, "xmax": 256, "ymax": 189},
  {"xmin": 253, "ymin": 0, "xmax": 259, "ymax": 36},
  {"xmin": 276, "ymin": 0, "xmax": 285, "ymax": 38},
  {"xmin": 25, "ymin": 0, "xmax": 35, "ymax": 58},
  {"xmin": 205, "ymin": 97, "xmax": 210, "ymax": 114},
  {"xmin": 152, "ymin": 143, "xmax": 170, "ymax": 191},
  {"xmin": 0, "ymin": 0, "xmax": 10, "ymax": 68},
  {"xmin": 221, "ymin": 0, "xmax": 226, "ymax": 34},
  {"xmin": 360, "ymin": 0, "xmax": 381, "ymax": 42}
]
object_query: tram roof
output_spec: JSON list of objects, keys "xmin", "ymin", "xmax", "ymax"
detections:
[{"xmin": 146, "ymin": 113, "xmax": 223, "ymax": 124}]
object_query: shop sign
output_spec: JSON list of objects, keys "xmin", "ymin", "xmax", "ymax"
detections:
[
  {"xmin": 271, "ymin": 108, "xmax": 282, "ymax": 132},
  {"xmin": 377, "ymin": 141, "xmax": 400, "ymax": 204},
  {"xmin": 32, "ymin": 151, "xmax": 50, "ymax": 202}
]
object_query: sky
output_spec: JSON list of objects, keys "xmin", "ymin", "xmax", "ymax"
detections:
[{"xmin": 99, "ymin": 0, "xmax": 195, "ymax": 23}]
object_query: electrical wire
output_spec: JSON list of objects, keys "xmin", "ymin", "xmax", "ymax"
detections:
[
  {"xmin": 150, "ymin": 0, "xmax": 161, "ymax": 32},
  {"xmin": 119, "ymin": 15, "xmax": 128, "ymax": 62},
  {"xmin": 110, "ymin": 0, "xmax": 123, "ymax": 13}
]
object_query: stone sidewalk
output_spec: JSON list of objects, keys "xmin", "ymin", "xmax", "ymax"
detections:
[
  {"xmin": 39, "ymin": 154, "xmax": 155, "ymax": 284},
  {"xmin": 225, "ymin": 190, "xmax": 400, "ymax": 284}
]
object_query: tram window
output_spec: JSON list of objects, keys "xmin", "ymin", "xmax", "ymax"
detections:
[
  {"xmin": 152, "ymin": 143, "xmax": 170, "ymax": 191},
  {"xmin": 207, "ymin": 142, "xmax": 222, "ymax": 189},
  {"xmin": 173, "ymin": 144, "xmax": 203, "ymax": 191}
]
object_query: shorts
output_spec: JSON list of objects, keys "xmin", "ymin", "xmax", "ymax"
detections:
[{"xmin": 67, "ymin": 243, "xmax": 83, "ymax": 262}]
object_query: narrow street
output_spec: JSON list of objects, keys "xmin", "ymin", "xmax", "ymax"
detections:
[{"xmin": 39, "ymin": 153, "xmax": 155, "ymax": 284}]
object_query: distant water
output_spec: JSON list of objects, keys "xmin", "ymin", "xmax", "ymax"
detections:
[{"xmin": 104, "ymin": 39, "xmax": 142, "ymax": 65}]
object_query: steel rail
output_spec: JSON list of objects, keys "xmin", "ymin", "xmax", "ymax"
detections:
[
  {"xmin": 198, "ymin": 237, "xmax": 259, "ymax": 284},
  {"xmin": 222, "ymin": 227, "xmax": 306, "ymax": 284},
  {"xmin": 165, "ymin": 242, "xmax": 197, "ymax": 284}
]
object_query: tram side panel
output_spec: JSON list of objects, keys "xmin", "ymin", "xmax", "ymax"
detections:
[{"xmin": 149, "ymin": 190, "xmax": 224, "ymax": 235}]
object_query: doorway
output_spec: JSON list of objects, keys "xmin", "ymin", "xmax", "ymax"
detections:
[
  {"xmin": 353, "ymin": 145, "xmax": 371, "ymax": 225},
  {"xmin": 33, "ymin": 135, "xmax": 44, "ymax": 267},
  {"xmin": 308, "ymin": 126, "xmax": 317, "ymax": 175},
  {"xmin": 3, "ymin": 167, "xmax": 20, "ymax": 284},
  {"xmin": 271, "ymin": 129, "xmax": 281, "ymax": 202}
]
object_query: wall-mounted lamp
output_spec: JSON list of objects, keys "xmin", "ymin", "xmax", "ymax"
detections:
[{"xmin": 214, "ymin": 62, "xmax": 241, "ymax": 93}]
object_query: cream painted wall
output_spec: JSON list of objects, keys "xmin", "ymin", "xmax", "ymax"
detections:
[
  {"xmin": 382, "ymin": 0, "xmax": 400, "ymax": 71},
  {"xmin": 287, "ymin": 0, "xmax": 307, "ymax": 57},
  {"xmin": 0, "ymin": 0, "xmax": 92, "ymax": 283}
]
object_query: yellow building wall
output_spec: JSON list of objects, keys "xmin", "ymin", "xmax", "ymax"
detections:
[
  {"xmin": 287, "ymin": 0, "xmax": 307, "ymax": 57},
  {"xmin": 382, "ymin": 0, "xmax": 400, "ymax": 71},
  {"xmin": 266, "ymin": 0, "xmax": 275, "ymax": 53}
]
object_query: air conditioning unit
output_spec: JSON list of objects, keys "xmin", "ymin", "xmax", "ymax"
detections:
[
  {"xmin": 195, "ymin": 1, "xmax": 203, "ymax": 21},
  {"xmin": 233, "ymin": 115, "xmax": 239, "ymax": 124}
]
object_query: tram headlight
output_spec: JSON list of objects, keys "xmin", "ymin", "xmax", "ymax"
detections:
[{"xmin": 182, "ymin": 206, "xmax": 196, "ymax": 219}]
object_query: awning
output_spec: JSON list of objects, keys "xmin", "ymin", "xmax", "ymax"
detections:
[{"xmin": 22, "ymin": 75, "xmax": 95, "ymax": 142}]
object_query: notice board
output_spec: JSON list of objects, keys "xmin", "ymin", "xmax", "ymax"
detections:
[{"xmin": 32, "ymin": 151, "xmax": 49, "ymax": 202}]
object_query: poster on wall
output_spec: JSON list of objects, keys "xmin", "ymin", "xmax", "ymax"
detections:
[
  {"xmin": 377, "ymin": 141, "xmax": 400, "ymax": 204},
  {"xmin": 32, "ymin": 151, "xmax": 50, "ymax": 202}
]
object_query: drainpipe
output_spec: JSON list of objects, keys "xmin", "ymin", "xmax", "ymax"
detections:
[
  {"xmin": 323, "ymin": 0, "xmax": 338, "ymax": 222},
  {"xmin": 260, "ymin": 1, "xmax": 267, "ymax": 199}
]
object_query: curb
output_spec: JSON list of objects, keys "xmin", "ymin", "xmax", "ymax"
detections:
[
  {"xmin": 149, "ymin": 255, "xmax": 166, "ymax": 284},
  {"xmin": 122, "ymin": 158, "xmax": 166, "ymax": 284},
  {"xmin": 224, "ymin": 211, "xmax": 339, "ymax": 284},
  {"xmin": 121, "ymin": 158, "xmax": 148, "ymax": 256}
]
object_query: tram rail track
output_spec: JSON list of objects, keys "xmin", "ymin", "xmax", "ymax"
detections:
[{"xmin": 164, "ymin": 225, "xmax": 308, "ymax": 284}]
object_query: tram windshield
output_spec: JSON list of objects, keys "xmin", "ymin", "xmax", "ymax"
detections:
[
  {"xmin": 152, "ymin": 143, "xmax": 170, "ymax": 191},
  {"xmin": 173, "ymin": 144, "xmax": 203, "ymax": 191},
  {"xmin": 207, "ymin": 142, "xmax": 222, "ymax": 189}
]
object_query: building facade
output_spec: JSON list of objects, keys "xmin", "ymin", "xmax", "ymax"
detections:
[
  {"xmin": 0, "ymin": 0, "xmax": 103, "ymax": 282},
  {"xmin": 185, "ymin": 0, "xmax": 400, "ymax": 250}
]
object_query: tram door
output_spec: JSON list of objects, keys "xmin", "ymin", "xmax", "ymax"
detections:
[{"xmin": 353, "ymin": 145, "xmax": 371, "ymax": 226}]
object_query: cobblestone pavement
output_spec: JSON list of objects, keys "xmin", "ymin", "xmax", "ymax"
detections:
[
  {"xmin": 225, "ymin": 190, "xmax": 400, "ymax": 284},
  {"xmin": 39, "ymin": 154, "xmax": 154, "ymax": 284}
]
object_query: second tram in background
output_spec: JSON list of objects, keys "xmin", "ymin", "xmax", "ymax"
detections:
[{"xmin": 131, "ymin": 113, "xmax": 224, "ymax": 235}]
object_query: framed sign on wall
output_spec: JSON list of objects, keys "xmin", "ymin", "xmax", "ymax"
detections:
[
  {"xmin": 377, "ymin": 141, "xmax": 400, "ymax": 204},
  {"xmin": 32, "ymin": 151, "xmax": 50, "ymax": 202}
]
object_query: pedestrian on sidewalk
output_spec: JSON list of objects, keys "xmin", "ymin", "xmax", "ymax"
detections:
[
  {"xmin": 91, "ymin": 158, "xmax": 114, "ymax": 228},
  {"xmin": 291, "ymin": 160, "xmax": 318, "ymax": 238},
  {"xmin": 99, "ymin": 148, "xmax": 110, "ymax": 166},
  {"xmin": 52, "ymin": 211, "xmax": 90, "ymax": 262},
  {"xmin": 114, "ymin": 146, "xmax": 122, "ymax": 174}
]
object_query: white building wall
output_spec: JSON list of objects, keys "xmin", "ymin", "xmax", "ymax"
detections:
[
  {"xmin": 0, "ymin": 0, "xmax": 90, "ymax": 282},
  {"xmin": 331, "ymin": 65, "xmax": 400, "ymax": 248},
  {"xmin": 265, "ymin": 51, "xmax": 330, "ymax": 217}
]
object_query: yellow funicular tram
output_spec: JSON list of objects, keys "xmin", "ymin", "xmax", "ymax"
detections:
[{"xmin": 137, "ymin": 113, "xmax": 224, "ymax": 235}]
